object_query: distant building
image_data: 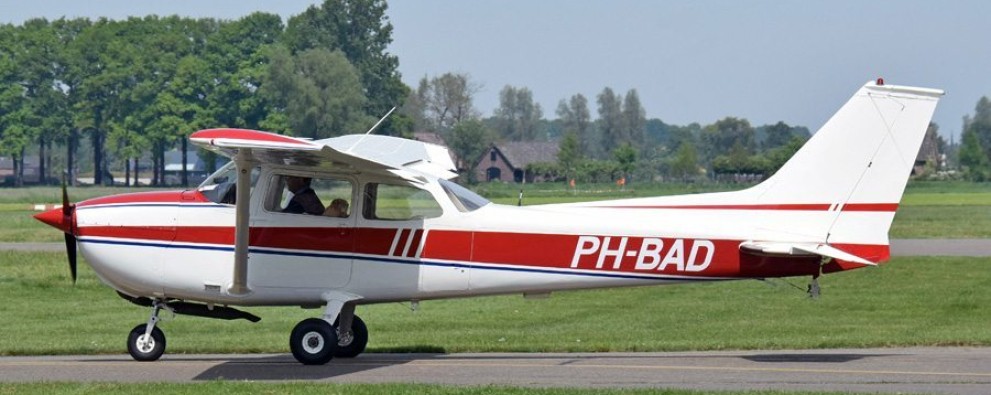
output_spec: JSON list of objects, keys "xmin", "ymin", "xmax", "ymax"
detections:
[
  {"xmin": 0, "ymin": 156, "xmax": 41, "ymax": 185},
  {"xmin": 412, "ymin": 131, "xmax": 447, "ymax": 147},
  {"xmin": 474, "ymin": 142, "xmax": 559, "ymax": 183},
  {"xmin": 913, "ymin": 124, "xmax": 943, "ymax": 175},
  {"xmin": 164, "ymin": 150, "xmax": 226, "ymax": 186}
]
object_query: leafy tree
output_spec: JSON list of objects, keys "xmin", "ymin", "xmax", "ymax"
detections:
[
  {"xmin": 620, "ymin": 89, "xmax": 646, "ymax": 149},
  {"xmin": 445, "ymin": 119, "xmax": 492, "ymax": 182},
  {"xmin": 576, "ymin": 159, "xmax": 620, "ymax": 183},
  {"xmin": 51, "ymin": 17, "xmax": 91, "ymax": 185},
  {"xmin": 556, "ymin": 94, "xmax": 592, "ymax": 156},
  {"xmin": 557, "ymin": 131, "xmax": 581, "ymax": 180},
  {"xmin": 700, "ymin": 117, "xmax": 756, "ymax": 164},
  {"xmin": 669, "ymin": 141, "xmax": 699, "ymax": 181},
  {"xmin": 596, "ymin": 87, "xmax": 622, "ymax": 154},
  {"xmin": 283, "ymin": 0, "xmax": 407, "ymax": 133},
  {"xmin": 762, "ymin": 121, "xmax": 793, "ymax": 151},
  {"xmin": 493, "ymin": 85, "xmax": 542, "ymax": 141},
  {"xmin": 765, "ymin": 135, "xmax": 806, "ymax": 176},
  {"xmin": 411, "ymin": 72, "xmax": 479, "ymax": 132},
  {"xmin": 207, "ymin": 12, "xmax": 284, "ymax": 131},
  {"xmin": 959, "ymin": 128, "xmax": 989, "ymax": 181},
  {"xmin": 261, "ymin": 46, "xmax": 371, "ymax": 139},
  {"xmin": 961, "ymin": 97, "xmax": 991, "ymax": 178},
  {"xmin": 612, "ymin": 143, "xmax": 637, "ymax": 182}
]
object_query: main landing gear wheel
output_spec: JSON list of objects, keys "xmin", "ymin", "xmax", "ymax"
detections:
[
  {"xmin": 290, "ymin": 318, "xmax": 338, "ymax": 365},
  {"xmin": 127, "ymin": 324, "xmax": 166, "ymax": 361},
  {"xmin": 334, "ymin": 314, "xmax": 368, "ymax": 358}
]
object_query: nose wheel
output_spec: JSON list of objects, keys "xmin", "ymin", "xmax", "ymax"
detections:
[
  {"xmin": 127, "ymin": 300, "xmax": 168, "ymax": 361},
  {"xmin": 127, "ymin": 324, "xmax": 166, "ymax": 361}
]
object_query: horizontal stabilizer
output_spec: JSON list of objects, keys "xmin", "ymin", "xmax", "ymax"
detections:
[{"xmin": 739, "ymin": 241, "xmax": 876, "ymax": 266}]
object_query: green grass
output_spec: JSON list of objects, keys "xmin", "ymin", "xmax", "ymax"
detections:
[
  {"xmin": 1, "ymin": 251, "xmax": 990, "ymax": 356},
  {"xmin": 0, "ymin": 383, "xmax": 867, "ymax": 395},
  {"xmin": 890, "ymin": 206, "xmax": 991, "ymax": 238}
]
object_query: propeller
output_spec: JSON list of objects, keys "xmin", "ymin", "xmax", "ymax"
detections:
[
  {"xmin": 33, "ymin": 177, "xmax": 79, "ymax": 284},
  {"xmin": 61, "ymin": 177, "xmax": 77, "ymax": 284}
]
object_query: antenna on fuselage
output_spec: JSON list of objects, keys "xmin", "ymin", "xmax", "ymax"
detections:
[
  {"xmin": 346, "ymin": 106, "xmax": 397, "ymax": 153},
  {"xmin": 517, "ymin": 170, "xmax": 526, "ymax": 206}
]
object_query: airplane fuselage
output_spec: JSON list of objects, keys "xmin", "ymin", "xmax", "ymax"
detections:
[{"xmin": 74, "ymin": 169, "xmax": 887, "ymax": 308}]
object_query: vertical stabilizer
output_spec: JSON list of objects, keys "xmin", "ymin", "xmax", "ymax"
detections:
[{"xmin": 752, "ymin": 80, "xmax": 943, "ymax": 247}]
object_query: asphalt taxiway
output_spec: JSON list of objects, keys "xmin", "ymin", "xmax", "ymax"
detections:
[{"xmin": 1, "ymin": 348, "xmax": 990, "ymax": 394}]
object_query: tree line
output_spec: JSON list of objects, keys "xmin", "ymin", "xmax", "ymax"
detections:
[
  {"xmin": 2, "ymin": 0, "xmax": 986, "ymax": 187},
  {"xmin": 959, "ymin": 97, "xmax": 991, "ymax": 181},
  {"xmin": 407, "ymin": 72, "xmax": 812, "ymax": 184},
  {"xmin": 0, "ymin": 0, "xmax": 405, "ymax": 187}
]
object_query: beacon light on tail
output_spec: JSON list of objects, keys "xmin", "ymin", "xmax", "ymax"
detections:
[{"xmin": 34, "ymin": 80, "xmax": 943, "ymax": 365}]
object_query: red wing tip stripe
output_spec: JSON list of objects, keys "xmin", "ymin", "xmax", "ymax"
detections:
[
  {"xmin": 190, "ymin": 129, "xmax": 313, "ymax": 146},
  {"xmin": 598, "ymin": 203, "xmax": 899, "ymax": 212}
]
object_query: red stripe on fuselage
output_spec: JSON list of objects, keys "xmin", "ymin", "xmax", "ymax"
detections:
[
  {"xmin": 77, "ymin": 225, "xmax": 888, "ymax": 278},
  {"xmin": 406, "ymin": 229, "xmax": 424, "ymax": 257},
  {"xmin": 598, "ymin": 203, "xmax": 898, "ymax": 212},
  {"xmin": 840, "ymin": 203, "xmax": 900, "ymax": 212}
]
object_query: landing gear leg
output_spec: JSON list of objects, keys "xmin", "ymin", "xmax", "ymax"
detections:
[
  {"xmin": 807, "ymin": 274, "xmax": 821, "ymax": 299},
  {"xmin": 127, "ymin": 300, "xmax": 168, "ymax": 361},
  {"xmin": 334, "ymin": 303, "xmax": 368, "ymax": 358}
]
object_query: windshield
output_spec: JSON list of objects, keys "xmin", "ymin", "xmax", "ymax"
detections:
[
  {"xmin": 197, "ymin": 161, "xmax": 259, "ymax": 204},
  {"xmin": 439, "ymin": 179, "xmax": 490, "ymax": 212}
]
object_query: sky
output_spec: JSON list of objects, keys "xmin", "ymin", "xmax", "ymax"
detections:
[{"xmin": 2, "ymin": 0, "xmax": 989, "ymax": 141}]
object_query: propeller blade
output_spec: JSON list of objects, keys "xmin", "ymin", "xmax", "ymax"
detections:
[
  {"xmin": 64, "ymin": 233, "xmax": 77, "ymax": 284},
  {"xmin": 61, "ymin": 175, "xmax": 77, "ymax": 284},
  {"xmin": 62, "ymin": 176, "xmax": 70, "ymax": 216}
]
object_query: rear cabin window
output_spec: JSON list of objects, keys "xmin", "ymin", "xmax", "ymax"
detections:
[{"xmin": 363, "ymin": 183, "xmax": 442, "ymax": 220}]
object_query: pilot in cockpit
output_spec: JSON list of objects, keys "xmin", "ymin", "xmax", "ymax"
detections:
[{"xmin": 282, "ymin": 176, "xmax": 325, "ymax": 215}]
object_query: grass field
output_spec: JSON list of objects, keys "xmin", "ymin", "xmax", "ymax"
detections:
[
  {"xmin": 0, "ymin": 383, "xmax": 866, "ymax": 395},
  {"xmin": 1, "ymin": 251, "xmax": 989, "ymax": 356},
  {"xmin": 2, "ymin": 181, "xmax": 991, "ymax": 242}
]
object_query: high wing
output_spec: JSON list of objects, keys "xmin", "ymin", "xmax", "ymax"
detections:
[
  {"xmin": 190, "ymin": 128, "xmax": 458, "ymax": 182},
  {"xmin": 188, "ymin": 128, "xmax": 459, "ymax": 297}
]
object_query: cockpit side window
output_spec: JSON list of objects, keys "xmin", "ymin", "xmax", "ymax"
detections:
[
  {"xmin": 362, "ymin": 183, "xmax": 442, "ymax": 220},
  {"xmin": 266, "ymin": 174, "xmax": 353, "ymax": 218}
]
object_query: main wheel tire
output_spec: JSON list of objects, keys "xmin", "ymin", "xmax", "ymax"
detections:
[
  {"xmin": 290, "ymin": 318, "xmax": 338, "ymax": 365},
  {"xmin": 127, "ymin": 324, "xmax": 166, "ymax": 362},
  {"xmin": 334, "ymin": 315, "xmax": 368, "ymax": 358}
]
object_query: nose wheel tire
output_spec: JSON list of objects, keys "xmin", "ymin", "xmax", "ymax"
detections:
[
  {"xmin": 290, "ymin": 318, "xmax": 338, "ymax": 365},
  {"xmin": 127, "ymin": 324, "xmax": 166, "ymax": 362},
  {"xmin": 334, "ymin": 314, "xmax": 368, "ymax": 358}
]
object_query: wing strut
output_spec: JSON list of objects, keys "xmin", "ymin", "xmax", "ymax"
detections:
[{"xmin": 229, "ymin": 148, "xmax": 253, "ymax": 296}]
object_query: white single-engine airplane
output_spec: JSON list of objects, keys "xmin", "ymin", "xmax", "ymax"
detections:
[{"xmin": 36, "ymin": 79, "xmax": 941, "ymax": 364}]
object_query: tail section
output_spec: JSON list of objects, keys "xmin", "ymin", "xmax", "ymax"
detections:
[
  {"xmin": 572, "ymin": 80, "xmax": 942, "ymax": 265},
  {"xmin": 750, "ymin": 80, "xmax": 942, "ymax": 247}
]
